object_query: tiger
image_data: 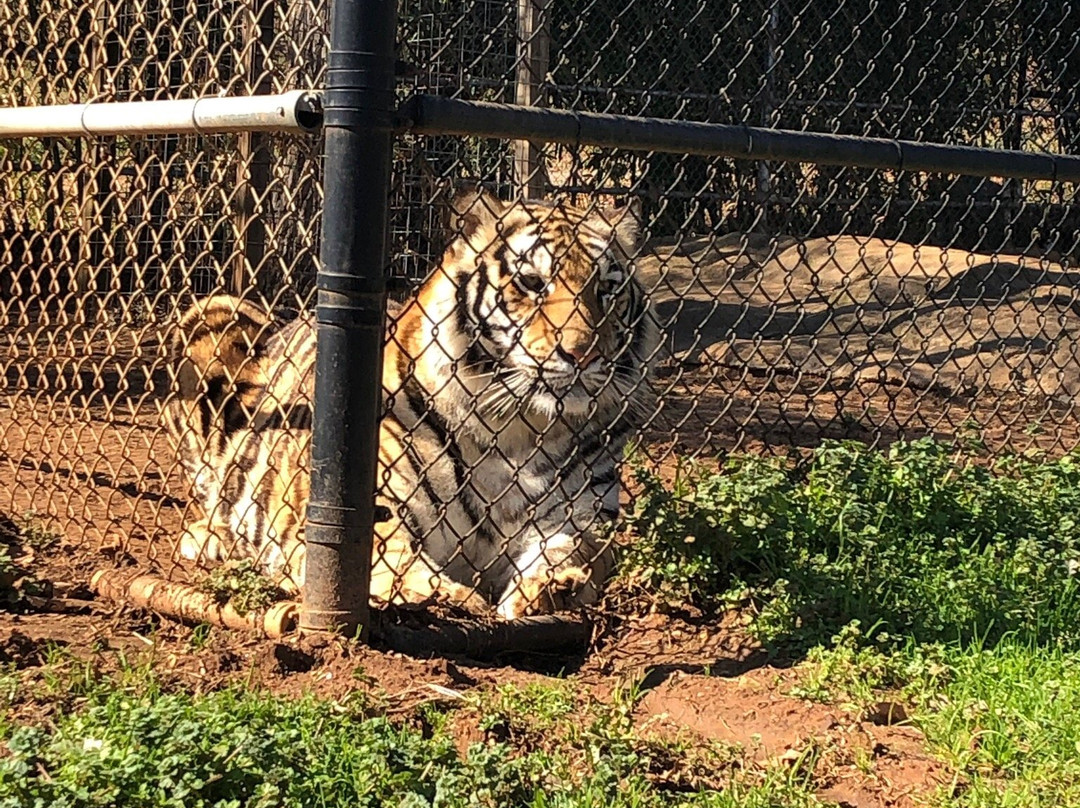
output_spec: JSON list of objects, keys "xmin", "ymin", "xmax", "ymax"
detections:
[{"xmin": 164, "ymin": 188, "xmax": 659, "ymax": 619}]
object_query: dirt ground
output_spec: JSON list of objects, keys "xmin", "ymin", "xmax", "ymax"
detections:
[{"xmin": 5, "ymin": 230, "xmax": 1080, "ymax": 805}]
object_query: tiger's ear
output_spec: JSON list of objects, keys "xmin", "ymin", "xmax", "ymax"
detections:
[
  {"xmin": 448, "ymin": 185, "xmax": 507, "ymax": 244},
  {"xmin": 602, "ymin": 197, "xmax": 644, "ymax": 253}
]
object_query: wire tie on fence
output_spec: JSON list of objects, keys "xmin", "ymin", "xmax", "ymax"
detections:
[
  {"xmin": 191, "ymin": 97, "xmax": 206, "ymax": 135},
  {"xmin": 742, "ymin": 123, "xmax": 754, "ymax": 157},
  {"xmin": 893, "ymin": 139, "xmax": 905, "ymax": 173},
  {"xmin": 78, "ymin": 96, "xmax": 99, "ymax": 138}
]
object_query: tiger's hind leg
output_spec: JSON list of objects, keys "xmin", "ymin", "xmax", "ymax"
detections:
[{"xmin": 176, "ymin": 517, "xmax": 228, "ymax": 565}]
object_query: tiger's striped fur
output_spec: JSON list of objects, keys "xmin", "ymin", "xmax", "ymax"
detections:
[
  {"xmin": 165, "ymin": 190, "xmax": 659, "ymax": 617},
  {"xmin": 162, "ymin": 295, "xmax": 274, "ymax": 506}
]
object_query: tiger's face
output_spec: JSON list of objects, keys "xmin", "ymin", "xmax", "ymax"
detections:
[{"xmin": 418, "ymin": 189, "xmax": 655, "ymax": 421}]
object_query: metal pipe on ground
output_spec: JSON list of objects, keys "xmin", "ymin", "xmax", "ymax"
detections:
[
  {"xmin": 301, "ymin": 0, "xmax": 397, "ymax": 638},
  {"xmin": 399, "ymin": 95, "xmax": 1080, "ymax": 183},
  {"xmin": 90, "ymin": 570, "xmax": 299, "ymax": 638},
  {"xmin": 0, "ymin": 90, "xmax": 323, "ymax": 138}
]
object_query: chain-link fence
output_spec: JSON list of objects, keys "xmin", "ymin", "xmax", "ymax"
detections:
[
  {"xmin": 395, "ymin": 0, "xmax": 1080, "ymax": 462},
  {"xmin": 0, "ymin": 0, "xmax": 326, "ymax": 596},
  {"xmin": 377, "ymin": 0, "xmax": 1080, "ymax": 618},
  {"xmin": 3, "ymin": 0, "xmax": 1080, "ymax": 628}
]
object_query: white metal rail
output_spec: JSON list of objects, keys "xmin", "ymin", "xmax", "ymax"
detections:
[{"xmin": 0, "ymin": 90, "xmax": 322, "ymax": 138}]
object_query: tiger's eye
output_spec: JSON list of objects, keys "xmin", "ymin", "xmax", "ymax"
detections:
[{"xmin": 514, "ymin": 273, "xmax": 547, "ymax": 295}]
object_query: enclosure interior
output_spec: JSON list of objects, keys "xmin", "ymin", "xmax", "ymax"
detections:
[{"xmin": 2, "ymin": 0, "xmax": 1079, "ymax": 607}]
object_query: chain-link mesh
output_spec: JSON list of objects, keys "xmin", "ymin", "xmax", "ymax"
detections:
[
  {"xmin": 4, "ymin": 0, "xmax": 1080, "ymax": 620},
  {"xmin": 395, "ymin": 0, "xmax": 1080, "ymax": 461},
  {"xmin": 385, "ymin": 0, "xmax": 1080, "ymax": 614},
  {"xmin": 0, "ymin": 0, "xmax": 326, "ymax": 593}
]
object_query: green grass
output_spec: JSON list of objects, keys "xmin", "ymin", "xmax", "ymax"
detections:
[
  {"xmin": 622, "ymin": 437, "xmax": 1080, "ymax": 805},
  {"xmin": 786, "ymin": 636, "xmax": 1080, "ymax": 807},
  {"xmin": 623, "ymin": 438, "xmax": 1080, "ymax": 649},
  {"xmin": 0, "ymin": 662, "xmax": 824, "ymax": 808},
  {"xmin": 920, "ymin": 641, "xmax": 1080, "ymax": 806}
]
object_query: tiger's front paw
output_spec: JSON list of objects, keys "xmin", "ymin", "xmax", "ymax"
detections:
[{"xmin": 496, "ymin": 564, "xmax": 595, "ymax": 620}]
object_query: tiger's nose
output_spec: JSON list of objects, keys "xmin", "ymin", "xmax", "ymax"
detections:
[{"xmin": 558, "ymin": 343, "xmax": 601, "ymax": 369}]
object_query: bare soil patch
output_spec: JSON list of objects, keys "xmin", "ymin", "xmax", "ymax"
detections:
[{"xmin": 637, "ymin": 668, "xmax": 948, "ymax": 808}]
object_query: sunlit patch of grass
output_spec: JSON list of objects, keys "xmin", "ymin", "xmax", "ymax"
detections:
[
  {"xmin": 787, "ymin": 635, "xmax": 1080, "ymax": 807},
  {"xmin": 919, "ymin": 641, "xmax": 1080, "ymax": 807},
  {"xmin": 0, "ymin": 661, "xmax": 827, "ymax": 808},
  {"xmin": 622, "ymin": 439, "xmax": 1080, "ymax": 650}
]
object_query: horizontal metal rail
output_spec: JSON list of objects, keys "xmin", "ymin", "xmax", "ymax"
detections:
[
  {"xmin": 4, "ymin": 89, "xmax": 1076, "ymax": 185},
  {"xmin": 0, "ymin": 90, "xmax": 322, "ymax": 138},
  {"xmin": 398, "ymin": 95, "xmax": 1080, "ymax": 183}
]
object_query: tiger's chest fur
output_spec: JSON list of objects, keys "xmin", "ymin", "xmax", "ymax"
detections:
[
  {"xmin": 378, "ymin": 350, "xmax": 630, "ymax": 598},
  {"xmin": 166, "ymin": 191, "xmax": 658, "ymax": 618}
]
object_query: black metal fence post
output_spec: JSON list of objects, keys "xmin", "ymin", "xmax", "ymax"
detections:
[{"xmin": 302, "ymin": 0, "xmax": 397, "ymax": 637}]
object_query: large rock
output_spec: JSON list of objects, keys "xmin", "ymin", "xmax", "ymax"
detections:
[{"xmin": 636, "ymin": 232, "xmax": 1080, "ymax": 399}]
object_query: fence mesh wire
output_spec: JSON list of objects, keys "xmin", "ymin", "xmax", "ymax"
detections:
[
  {"xmin": 2, "ymin": 0, "xmax": 1080, "ymax": 617},
  {"xmin": 395, "ymin": 0, "xmax": 1080, "ymax": 467},
  {"xmin": 0, "ymin": 0, "xmax": 325, "ymax": 590}
]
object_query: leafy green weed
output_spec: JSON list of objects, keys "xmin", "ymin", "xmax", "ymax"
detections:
[{"xmin": 622, "ymin": 438, "xmax": 1080, "ymax": 650}]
